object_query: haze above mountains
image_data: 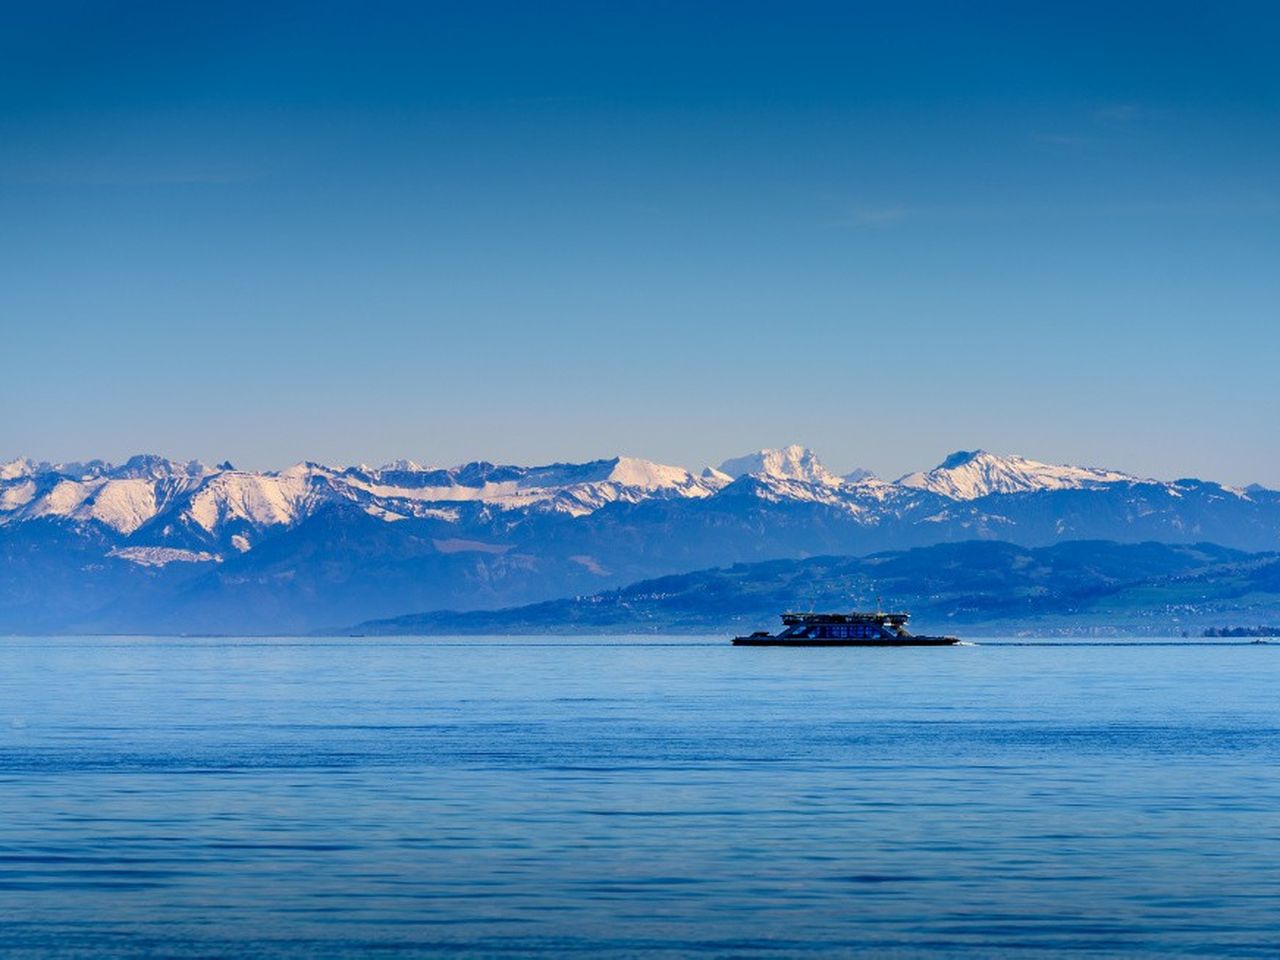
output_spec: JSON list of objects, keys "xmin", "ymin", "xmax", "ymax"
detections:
[{"xmin": 2, "ymin": 445, "xmax": 1278, "ymax": 635}]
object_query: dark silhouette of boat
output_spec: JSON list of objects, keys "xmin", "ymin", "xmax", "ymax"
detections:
[{"xmin": 733, "ymin": 611, "xmax": 958, "ymax": 647}]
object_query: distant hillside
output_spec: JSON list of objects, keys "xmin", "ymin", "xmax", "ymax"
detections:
[{"xmin": 347, "ymin": 541, "xmax": 1280, "ymax": 636}]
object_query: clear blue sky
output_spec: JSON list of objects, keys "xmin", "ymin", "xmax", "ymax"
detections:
[{"xmin": 2, "ymin": 2, "xmax": 1277, "ymax": 484}]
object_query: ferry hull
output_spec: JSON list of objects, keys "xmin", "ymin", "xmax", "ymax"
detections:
[{"xmin": 732, "ymin": 636, "xmax": 959, "ymax": 647}]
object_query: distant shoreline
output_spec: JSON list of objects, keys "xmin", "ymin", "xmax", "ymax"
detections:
[{"xmin": 5, "ymin": 628, "xmax": 1275, "ymax": 641}]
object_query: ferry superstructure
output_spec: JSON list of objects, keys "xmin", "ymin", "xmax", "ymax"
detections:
[{"xmin": 732, "ymin": 611, "xmax": 958, "ymax": 647}]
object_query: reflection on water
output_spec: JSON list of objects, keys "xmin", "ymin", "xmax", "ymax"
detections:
[{"xmin": 2, "ymin": 637, "xmax": 1278, "ymax": 957}]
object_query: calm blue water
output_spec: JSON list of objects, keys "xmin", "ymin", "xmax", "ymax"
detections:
[{"xmin": 2, "ymin": 636, "xmax": 1279, "ymax": 958}]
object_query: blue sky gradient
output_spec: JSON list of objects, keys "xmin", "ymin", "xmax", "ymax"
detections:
[{"xmin": 2, "ymin": 2, "xmax": 1278, "ymax": 483}]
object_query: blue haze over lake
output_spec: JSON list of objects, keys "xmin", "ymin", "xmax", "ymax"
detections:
[{"xmin": 3, "ymin": 637, "xmax": 1279, "ymax": 957}]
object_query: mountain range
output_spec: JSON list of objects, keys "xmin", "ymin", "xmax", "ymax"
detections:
[{"xmin": 2, "ymin": 445, "xmax": 1278, "ymax": 634}]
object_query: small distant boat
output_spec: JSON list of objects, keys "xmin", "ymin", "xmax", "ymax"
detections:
[{"xmin": 733, "ymin": 611, "xmax": 959, "ymax": 647}]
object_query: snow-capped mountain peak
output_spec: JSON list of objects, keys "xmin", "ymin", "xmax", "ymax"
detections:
[
  {"xmin": 0, "ymin": 457, "xmax": 34, "ymax": 480},
  {"xmin": 108, "ymin": 454, "xmax": 210, "ymax": 480},
  {"xmin": 718, "ymin": 445, "xmax": 842, "ymax": 486},
  {"xmin": 380, "ymin": 458, "xmax": 427, "ymax": 473},
  {"xmin": 701, "ymin": 466, "xmax": 733, "ymax": 485},
  {"xmin": 604, "ymin": 456, "xmax": 697, "ymax": 490},
  {"xmin": 185, "ymin": 467, "xmax": 330, "ymax": 534},
  {"xmin": 897, "ymin": 450, "xmax": 1138, "ymax": 500}
]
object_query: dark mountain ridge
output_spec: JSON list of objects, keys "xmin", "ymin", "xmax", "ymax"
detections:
[{"xmin": 348, "ymin": 541, "xmax": 1280, "ymax": 637}]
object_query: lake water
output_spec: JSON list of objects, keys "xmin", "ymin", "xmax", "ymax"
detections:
[{"xmin": 2, "ymin": 636, "xmax": 1278, "ymax": 958}]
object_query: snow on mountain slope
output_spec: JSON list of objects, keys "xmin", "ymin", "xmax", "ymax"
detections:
[
  {"xmin": 537, "ymin": 457, "xmax": 728, "ymax": 516},
  {"xmin": 342, "ymin": 456, "xmax": 726, "ymax": 518},
  {"xmin": 721, "ymin": 473, "xmax": 868, "ymax": 515},
  {"xmin": 0, "ymin": 447, "xmax": 1218, "ymax": 562},
  {"xmin": 718, "ymin": 445, "xmax": 842, "ymax": 486},
  {"xmin": 0, "ymin": 458, "xmax": 34, "ymax": 480},
  {"xmin": 81, "ymin": 479, "xmax": 161, "ymax": 534},
  {"xmin": 897, "ymin": 450, "xmax": 1139, "ymax": 500},
  {"xmin": 28, "ymin": 479, "xmax": 95, "ymax": 519},
  {"xmin": 23, "ymin": 476, "xmax": 189, "ymax": 534},
  {"xmin": 379, "ymin": 459, "xmax": 425, "ymax": 473},
  {"xmin": 0, "ymin": 453, "xmax": 729, "ymax": 538},
  {"xmin": 1, "ymin": 460, "xmax": 209, "ymax": 534},
  {"xmin": 605, "ymin": 456, "xmax": 704, "ymax": 490},
  {"xmin": 185, "ymin": 467, "xmax": 332, "ymax": 534},
  {"xmin": 1, "ymin": 479, "xmax": 38, "ymax": 511},
  {"xmin": 718, "ymin": 470, "xmax": 946, "ymax": 524},
  {"xmin": 0, "ymin": 456, "xmax": 332, "ymax": 538}
]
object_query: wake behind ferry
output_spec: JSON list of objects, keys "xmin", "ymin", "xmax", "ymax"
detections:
[{"xmin": 733, "ymin": 611, "xmax": 958, "ymax": 647}]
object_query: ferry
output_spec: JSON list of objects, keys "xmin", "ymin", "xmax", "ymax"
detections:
[{"xmin": 733, "ymin": 611, "xmax": 959, "ymax": 647}]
